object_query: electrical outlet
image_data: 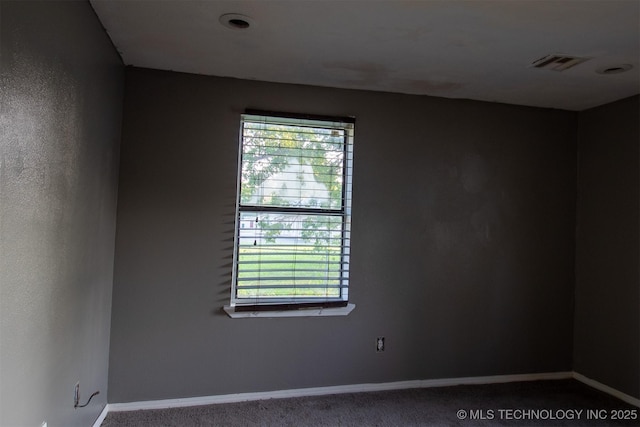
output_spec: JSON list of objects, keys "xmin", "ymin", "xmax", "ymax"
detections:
[
  {"xmin": 376, "ymin": 337, "xmax": 385, "ymax": 352},
  {"xmin": 74, "ymin": 382, "xmax": 80, "ymax": 408}
]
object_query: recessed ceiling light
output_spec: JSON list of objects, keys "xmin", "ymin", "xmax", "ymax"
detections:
[
  {"xmin": 596, "ymin": 64, "xmax": 633, "ymax": 75},
  {"xmin": 219, "ymin": 13, "xmax": 254, "ymax": 30}
]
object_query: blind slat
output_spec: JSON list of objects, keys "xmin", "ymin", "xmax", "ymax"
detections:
[
  {"xmin": 237, "ymin": 284, "xmax": 347, "ymax": 289},
  {"xmin": 237, "ymin": 260, "xmax": 345, "ymax": 266},
  {"xmin": 238, "ymin": 278, "xmax": 343, "ymax": 283},
  {"xmin": 241, "ymin": 143, "xmax": 343, "ymax": 153},
  {"xmin": 237, "ymin": 252, "xmax": 344, "ymax": 257},
  {"xmin": 238, "ymin": 243, "xmax": 342, "ymax": 249}
]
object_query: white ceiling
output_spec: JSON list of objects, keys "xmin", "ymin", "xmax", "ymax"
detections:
[{"xmin": 91, "ymin": 0, "xmax": 640, "ymax": 111}]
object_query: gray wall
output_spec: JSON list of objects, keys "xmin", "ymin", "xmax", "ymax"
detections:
[
  {"xmin": 0, "ymin": 2, "xmax": 123, "ymax": 426},
  {"xmin": 574, "ymin": 95, "xmax": 640, "ymax": 399},
  {"xmin": 108, "ymin": 67, "xmax": 578, "ymax": 403}
]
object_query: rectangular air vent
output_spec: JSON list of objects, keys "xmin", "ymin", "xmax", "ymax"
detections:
[{"xmin": 531, "ymin": 54, "xmax": 591, "ymax": 71}]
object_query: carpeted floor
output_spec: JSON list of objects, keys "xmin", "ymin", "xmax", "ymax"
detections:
[{"xmin": 101, "ymin": 379, "xmax": 639, "ymax": 426}]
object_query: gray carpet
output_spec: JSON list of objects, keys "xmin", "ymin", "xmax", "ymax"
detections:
[{"xmin": 101, "ymin": 380, "xmax": 639, "ymax": 426}]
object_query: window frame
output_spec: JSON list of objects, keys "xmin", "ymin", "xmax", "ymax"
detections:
[{"xmin": 227, "ymin": 110, "xmax": 355, "ymax": 314}]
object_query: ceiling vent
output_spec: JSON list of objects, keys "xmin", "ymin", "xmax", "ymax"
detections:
[{"xmin": 531, "ymin": 54, "xmax": 591, "ymax": 71}]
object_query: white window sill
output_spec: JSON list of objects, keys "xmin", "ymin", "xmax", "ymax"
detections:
[{"xmin": 223, "ymin": 303, "xmax": 355, "ymax": 318}]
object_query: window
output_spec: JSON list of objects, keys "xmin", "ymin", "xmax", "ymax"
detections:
[{"xmin": 227, "ymin": 111, "xmax": 354, "ymax": 314}]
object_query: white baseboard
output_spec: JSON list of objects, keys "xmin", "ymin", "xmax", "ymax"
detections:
[
  {"xmin": 108, "ymin": 371, "xmax": 572, "ymax": 412},
  {"xmin": 573, "ymin": 372, "xmax": 640, "ymax": 408},
  {"xmin": 92, "ymin": 404, "xmax": 110, "ymax": 427}
]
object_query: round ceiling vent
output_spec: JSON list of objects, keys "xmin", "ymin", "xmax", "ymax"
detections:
[
  {"xmin": 219, "ymin": 13, "xmax": 254, "ymax": 30},
  {"xmin": 596, "ymin": 64, "xmax": 633, "ymax": 75}
]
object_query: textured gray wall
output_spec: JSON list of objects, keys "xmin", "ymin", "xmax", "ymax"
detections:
[
  {"xmin": 0, "ymin": 2, "xmax": 123, "ymax": 426},
  {"xmin": 108, "ymin": 68, "xmax": 578, "ymax": 403},
  {"xmin": 574, "ymin": 95, "xmax": 640, "ymax": 399}
]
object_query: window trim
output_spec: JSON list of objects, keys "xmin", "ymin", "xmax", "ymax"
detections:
[
  {"xmin": 223, "ymin": 303, "xmax": 356, "ymax": 319},
  {"xmin": 228, "ymin": 111, "xmax": 355, "ymax": 313}
]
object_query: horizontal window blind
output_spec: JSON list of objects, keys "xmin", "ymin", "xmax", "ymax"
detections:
[{"xmin": 231, "ymin": 112, "xmax": 354, "ymax": 309}]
